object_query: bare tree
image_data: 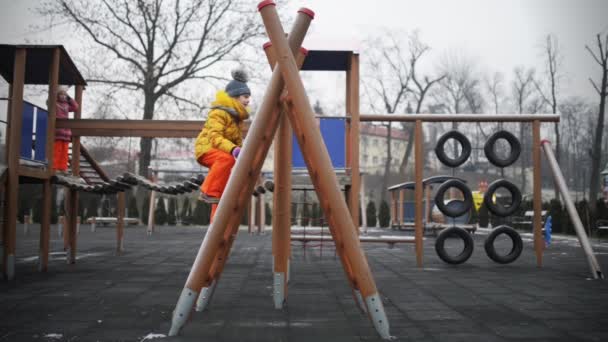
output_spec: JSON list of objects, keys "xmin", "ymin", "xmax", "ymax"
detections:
[
  {"xmin": 486, "ymin": 72, "xmax": 505, "ymax": 115},
  {"xmin": 560, "ymin": 97, "xmax": 593, "ymax": 193},
  {"xmin": 434, "ymin": 51, "xmax": 480, "ymax": 164},
  {"xmin": 586, "ymin": 33, "xmax": 608, "ymax": 217},
  {"xmin": 511, "ymin": 66, "xmax": 536, "ymax": 191},
  {"xmin": 362, "ymin": 32, "xmax": 411, "ymax": 202},
  {"xmin": 533, "ymin": 34, "xmax": 563, "ymax": 199},
  {"xmin": 38, "ymin": 0, "xmax": 264, "ymax": 177},
  {"xmin": 397, "ymin": 32, "xmax": 446, "ymax": 174}
]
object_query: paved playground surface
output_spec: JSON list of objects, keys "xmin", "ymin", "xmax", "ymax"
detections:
[{"xmin": 2, "ymin": 224, "xmax": 608, "ymax": 341}]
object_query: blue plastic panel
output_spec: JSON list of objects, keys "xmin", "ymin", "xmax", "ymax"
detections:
[
  {"xmin": 292, "ymin": 117, "xmax": 345, "ymax": 168},
  {"xmin": 35, "ymin": 107, "xmax": 48, "ymax": 162},
  {"xmin": 20, "ymin": 102, "xmax": 35, "ymax": 159}
]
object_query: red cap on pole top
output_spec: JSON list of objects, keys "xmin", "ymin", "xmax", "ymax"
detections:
[
  {"xmin": 300, "ymin": 47, "xmax": 309, "ymax": 56},
  {"xmin": 297, "ymin": 8, "xmax": 315, "ymax": 19},
  {"xmin": 257, "ymin": 0, "xmax": 276, "ymax": 11},
  {"xmin": 263, "ymin": 42, "xmax": 272, "ymax": 50},
  {"xmin": 540, "ymin": 139, "xmax": 551, "ymax": 145}
]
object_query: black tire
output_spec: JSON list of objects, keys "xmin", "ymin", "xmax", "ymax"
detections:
[
  {"xmin": 434, "ymin": 130, "xmax": 472, "ymax": 168},
  {"xmin": 483, "ymin": 179, "xmax": 522, "ymax": 217},
  {"xmin": 435, "ymin": 227, "xmax": 474, "ymax": 264},
  {"xmin": 434, "ymin": 179, "xmax": 473, "ymax": 218},
  {"xmin": 484, "ymin": 225, "xmax": 523, "ymax": 264},
  {"xmin": 484, "ymin": 130, "xmax": 521, "ymax": 167}
]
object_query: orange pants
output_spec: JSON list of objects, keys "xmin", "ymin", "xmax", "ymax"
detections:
[
  {"xmin": 53, "ymin": 140, "xmax": 70, "ymax": 171},
  {"xmin": 197, "ymin": 149, "xmax": 236, "ymax": 222}
]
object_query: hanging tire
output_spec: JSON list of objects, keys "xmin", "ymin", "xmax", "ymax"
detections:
[
  {"xmin": 434, "ymin": 130, "xmax": 472, "ymax": 168},
  {"xmin": 484, "ymin": 225, "xmax": 523, "ymax": 264},
  {"xmin": 484, "ymin": 130, "xmax": 521, "ymax": 167},
  {"xmin": 434, "ymin": 179, "xmax": 473, "ymax": 218},
  {"xmin": 435, "ymin": 227, "xmax": 474, "ymax": 264},
  {"xmin": 483, "ymin": 179, "xmax": 522, "ymax": 217}
]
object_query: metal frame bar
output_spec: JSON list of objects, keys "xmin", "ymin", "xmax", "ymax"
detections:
[
  {"xmin": 541, "ymin": 140, "xmax": 603, "ymax": 279},
  {"xmin": 360, "ymin": 114, "xmax": 559, "ymax": 122}
]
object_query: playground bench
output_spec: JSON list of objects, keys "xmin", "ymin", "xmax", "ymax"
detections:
[
  {"xmin": 596, "ymin": 220, "xmax": 608, "ymax": 242},
  {"xmin": 512, "ymin": 210, "xmax": 547, "ymax": 230},
  {"xmin": 291, "ymin": 234, "xmax": 415, "ymax": 248},
  {"xmin": 86, "ymin": 217, "xmax": 139, "ymax": 226}
]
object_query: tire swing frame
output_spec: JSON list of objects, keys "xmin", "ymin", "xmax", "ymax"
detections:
[
  {"xmin": 484, "ymin": 225, "xmax": 523, "ymax": 264},
  {"xmin": 435, "ymin": 227, "xmax": 474, "ymax": 264},
  {"xmin": 434, "ymin": 130, "xmax": 472, "ymax": 168},
  {"xmin": 483, "ymin": 179, "xmax": 522, "ymax": 217},
  {"xmin": 484, "ymin": 130, "xmax": 521, "ymax": 167}
]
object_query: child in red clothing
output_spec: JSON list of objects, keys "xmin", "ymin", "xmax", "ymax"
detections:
[{"xmin": 53, "ymin": 87, "xmax": 78, "ymax": 173}]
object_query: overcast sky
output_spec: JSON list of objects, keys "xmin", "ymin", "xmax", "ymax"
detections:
[{"xmin": 1, "ymin": 0, "xmax": 607, "ymax": 113}]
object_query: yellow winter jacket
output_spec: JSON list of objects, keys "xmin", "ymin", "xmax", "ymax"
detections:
[{"xmin": 194, "ymin": 90, "xmax": 250, "ymax": 160}]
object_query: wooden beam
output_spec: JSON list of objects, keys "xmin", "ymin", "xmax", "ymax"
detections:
[
  {"xmin": 3, "ymin": 48, "xmax": 26, "ymax": 280},
  {"xmin": 360, "ymin": 114, "xmax": 560, "ymax": 123},
  {"xmin": 346, "ymin": 52, "xmax": 360, "ymax": 233},
  {"xmin": 532, "ymin": 120, "xmax": 543, "ymax": 267},
  {"xmin": 414, "ymin": 120, "xmax": 424, "ymax": 267}
]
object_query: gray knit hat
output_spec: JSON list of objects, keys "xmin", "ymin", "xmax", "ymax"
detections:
[{"xmin": 225, "ymin": 69, "xmax": 251, "ymax": 97}]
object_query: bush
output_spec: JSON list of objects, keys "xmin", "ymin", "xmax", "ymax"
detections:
[
  {"xmin": 128, "ymin": 196, "xmax": 139, "ymax": 219},
  {"xmin": 379, "ymin": 200, "xmax": 390, "ymax": 228},
  {"xmin": 142, "ymin": 194, "xmax": 150, "ymax": 224},
  {"xmin": 155, "ymin": 198, "xmax": 168, "ymax": 225},
  {"xmin": 366, "ymin": 201, "xmax": 377, "ymax": 227},
  {"xmin": 193, "ymin": 200, "xmax": 210, "ymax": 225},
  {"xmin": 180, "ymin": 198, "xmax": 191, "ymax": 225},
  {"xmin": 167, "ymin": 198, "xmax": 177, "ymax": 225},
  {"xmin": 265, "ymin": 202, "xmax": 272, "ymax": 226}
]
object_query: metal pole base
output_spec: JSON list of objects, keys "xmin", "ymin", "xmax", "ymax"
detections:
[
  {"xmin": 354, "ymin": 289, "xmax": 367, "ymax": 314},
  {"xmin": 6, "ymin": 254, "xmax": 15, "ymax": 280},
  {"xmin": 365, "ymin": 293, "xmax": 391, "ymax": 339},
  {"xmin": 273, "ymin": 272, "xmax": 285, "ymax": 309},
  {"xmin": 168, "ymin": 287, "xmax": 198, "ymax": 336},
  {"xmin": 195, "ymin": 280, "xmax": 216, "ymax": 312}
]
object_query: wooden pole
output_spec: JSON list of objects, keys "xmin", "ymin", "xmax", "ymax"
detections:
[
  {"xmin": 39, "ymin": 180, "xmax": 52, "ymax": 272},
  {"xmin": 532, "ymin": 120, "xmax": 543, "ymax": 266},
  {"xmin": 346, "ymin": 53, "xmax": 361, "ymax": 233},
  {"xmin": 169, "ymin": 8, "xmax": 314, "ymax": 336},
  {"xmin": 117, "ymin": 192, "xmax": 125, "ymax": 253},
  {"xmin": 3, "ymin": 48, "xmax": 26, "ymax": 280},
  {"xmin": 259, "ymin": 3, "xmax": 389, "ymax": 337},
  {"xmin": 67, "ymin": 86, "xmax": 83, "ymax": 262},
  {"xmin": 414, "ymin": 120, "xmax": 424, "ymax": 267}
]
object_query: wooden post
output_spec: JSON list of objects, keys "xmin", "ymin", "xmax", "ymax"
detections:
[
  {"xmin": 39, "ymin": 180, "xmax": 52, "ymax": 272},
  {"xmin": 414, "ymin": 120, "xmax": 424, "ymax": 267},
  {"xmin": 398, "ymin": 189, "xmax": 404, "ymax": 227},
  {"xmin": 117, "ymin": 191, "xmax": 125, "ymax": 253},
  {"xmin": 248, "ymin": 197, "xmax": 254, "ymax": 234},
  {"xmin": 346, "ymin": 53, "xmax": 361, "ymax": 234},
  {"xmin": 532, "ymin": 120, "xmax": 543, "ymax": 266},
  {"xmin": 3, "ymin": 48, "xmax": 26, "ymax": 280},
  {"xmin": 259, "ymin": 4, "xmax": 389, "ymax": 337},
  {"xmin": 170, "ymin": 10, "xmax": 314, "ymax": 336},
  {"xmin": 147, "ymin": 171, "xmax": 156, "ymax": 235},
  {"xmin": 67, "ymin": 85, "xmax": 83, "ymax": 263}
]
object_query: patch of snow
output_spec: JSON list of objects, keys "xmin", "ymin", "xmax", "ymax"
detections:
[
  {"xmin": 140, "ymin": 333, "xmax": 166, "ymax": 341},
  {"xmin": 43, "ymin": 333, "xmax": 63, "ymax": 339}
]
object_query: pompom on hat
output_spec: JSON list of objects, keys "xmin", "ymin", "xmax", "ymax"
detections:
[{"xmin": 225, "ymin": 69, "xmax": 251, "ymax": 97}]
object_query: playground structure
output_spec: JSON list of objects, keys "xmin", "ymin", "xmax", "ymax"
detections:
[{"xmin": 0, "ymin": 1, "xmax": 605, "ymax": 340}]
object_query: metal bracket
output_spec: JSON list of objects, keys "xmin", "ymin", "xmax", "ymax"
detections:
[
  {"xmin": 195, "ymin": 280, "xmax": 216, "ymax": 312},
  {"xmin": 168, "ymin": 287, "xmax": 198, "ymax": 336},
  {"xmin": 273, "ymin": 272, "xmax": 285, "ymax": 309},
  {"xmin": 365, "ymin": 293, "xmax": 390, "ymax": 339},
  {"xmin": 354, "ymin": 289, "xmax": 367, "ymax": 314}
]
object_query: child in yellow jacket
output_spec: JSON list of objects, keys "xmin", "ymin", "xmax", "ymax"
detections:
[{"xmin": 194, "ymin": 70, "xmax": 250, "ymax": 217}]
